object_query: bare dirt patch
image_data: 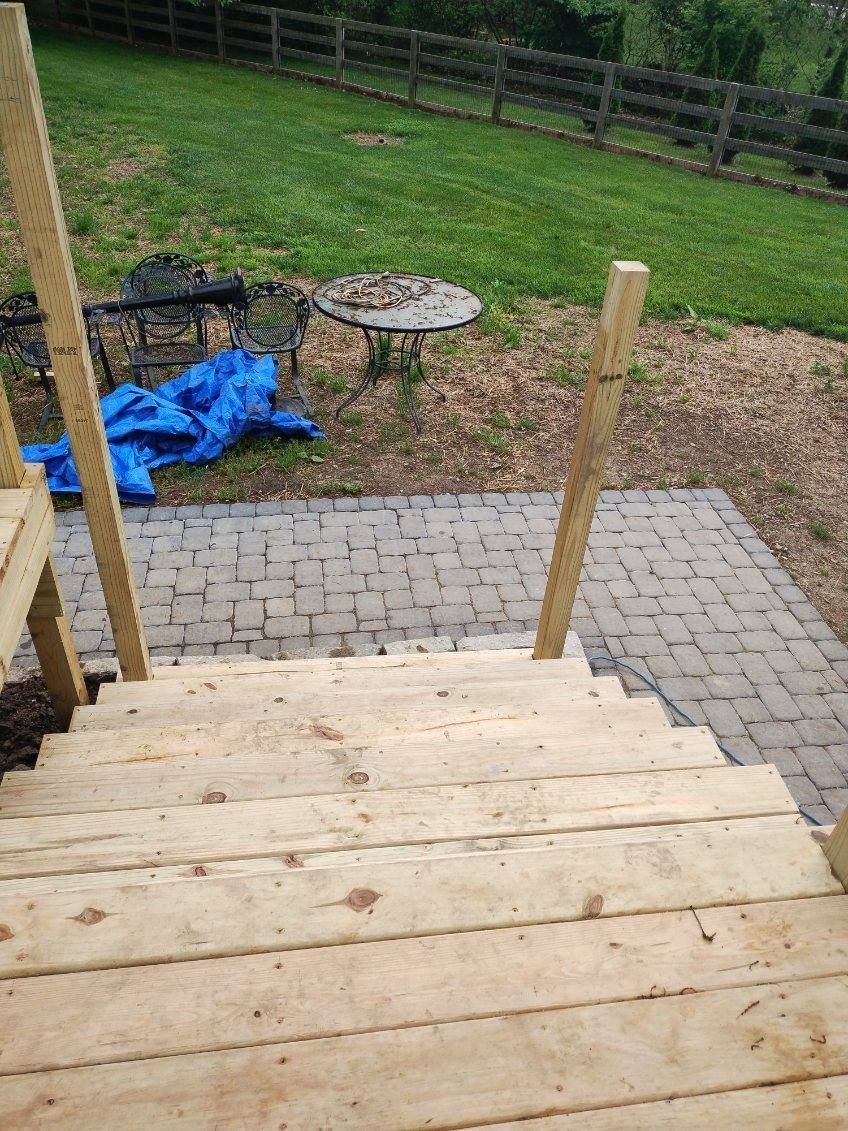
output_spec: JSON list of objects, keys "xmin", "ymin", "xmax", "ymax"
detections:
[
  {"xmin": 344, "ymin": 132, "xmax": 405, "ymax": 147},
  {"xmin": 8, "ymin": 288, "xmax": 847, "ymax": 640}
]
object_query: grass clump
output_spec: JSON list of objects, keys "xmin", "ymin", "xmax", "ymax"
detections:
[
  {"xmin": 810, "ymin": 521, "xmax": 833, "ymax": 541},
  {"xmin": 775, "ymin": 479, "xmax": 799, "ymax": 496}
]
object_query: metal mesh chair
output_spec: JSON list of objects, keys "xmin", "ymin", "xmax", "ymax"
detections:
[
  {"xmin": 0, "ymin": 291, "xmax": 115, "ymax": 434},
  {"xmin": 118, "ymin": 253, "xmax": 210, "ymax": 387},
  {"xmin": 228, "ymin": 281, "xmax": 311, "ymax": 412}
]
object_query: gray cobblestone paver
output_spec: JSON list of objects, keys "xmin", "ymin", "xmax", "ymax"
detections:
[{"xmin": 15, "ymin": 488, "xmax": 848, "ymax": 820}]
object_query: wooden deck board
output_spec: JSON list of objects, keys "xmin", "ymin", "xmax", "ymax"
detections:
[
  {"xmin": 0, "ymin": 765, "xmax": 793, "ymax": 880},
  {"xmin": 2, "ymin": 896, "xmax": 846, "ymax": 1076},
  {"xmin": 2, "ymin": 725, "xmax": 723, "ymax": 816},
  {"xmin": 1, "ymin": 816, "xmax": 837, "ymax": 978},
  {"xmin": 1, "ymin": 648, "xmax": 843, "ymax": 1126},
  {"xmin": 5, "ymin": 977, "xmax": 848, "ymax": 1129}
]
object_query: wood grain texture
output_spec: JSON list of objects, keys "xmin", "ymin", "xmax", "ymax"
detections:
[
  {"xmin": 44, "ymin": 694, "xmax": 672, "ymax": 767},
  {"xmin": 0, "ymin": 765, "xmax": 793, "ymax": 879},
  {"xmin": 0, "ymin": 816, "xmax": 836, "ymax": 977},
  {"xmin": 3, "ymin": 726, "xmax": 723, "ymax": 817},
  {"xmin": 4, "ymin": 977, "xmax": 848, "ymax": 1128},
  {"xmin": 535, "ymin": 261, "xmax": 649, "ymax": 659},
  {"xmin": 0, "ymin": 4, "xmax": 150, "ymax": 680},
  {"xmin": 2, "ymin": 895, "xmax": 845, "ymax": 1075},
  {"xmin": 26, "ymin": 555, "xmax": 88, "ymax": 728}
]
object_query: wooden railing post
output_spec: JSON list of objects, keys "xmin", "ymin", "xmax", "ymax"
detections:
[
  {"xmin": 214, "ymin": 0, "xmax": 224, "ymax": 61},
  {"xmin": 533, "ymin": 261, "xmax": 650, "ymax": 660},
  {"xmin": 408, "ymin": 29, "xmax": 419, "ymax": 108},
  {"xmin": 83, "ymin": 0, "xmax": 92, "ymax": 32},
  {"xmin": 594, "ymin": 61, "xmax": 616, "ymax": 146},
  {"xmin": 335, "ymin": 17, "xmax": 344, "ymax": 87},
  {"xmin": 0, "ymin": 3, "xmax": 151, "ymax": 682},
  {"xmin": 824, "ymin": 809, "xmax": 848, "ymax": 888},
  {"xmin": 709, "ymin": 82, "xmax": 739, "ymax": 175},
  {"xmin": 123, "ymin": 0, "xmax": 133, "ymax": 44},
  {"xmin": 270, "ymin": 7, "xmax": 279, "ymax": 69},
  {"xmin": 1, "ymin": 372, "xmax": 88, "ymax": 725},
  {"xmin": 492, "ymin": 43, "xmax": 507, "ymax": 124}
]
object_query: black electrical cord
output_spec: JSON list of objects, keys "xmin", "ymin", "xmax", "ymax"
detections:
[{"xmin": 587, "ymin": 652, "xmax": 825, "ymax": 827}]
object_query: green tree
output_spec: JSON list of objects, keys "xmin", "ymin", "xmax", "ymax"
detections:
[
  {"xmin": 674, "ymin": 25, "xmax": 720, "ymax": 146},
  {"xmin": 720, "ymin": 24, "xmax": 766, "ymax": 164},
  {"xmin": 823, "ymin": 111, "xmax": 848, "ymax": 190},
  {"xmin": 792, "ymin": 43, "xmax": 848, "ymax": 175},
  {"xmin": 597, "ymin": 4, "xmax": 626, "ymax": 61}
]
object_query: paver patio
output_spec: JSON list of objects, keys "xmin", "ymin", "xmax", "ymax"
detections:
[{"xmin": 15, "ymin": 488, "xmax": 848, "ymax": 823}]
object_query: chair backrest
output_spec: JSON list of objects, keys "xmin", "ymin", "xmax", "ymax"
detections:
[
  {"xmin": 230, "ymin": 281, "xmax": 309, "ymax": 351},
  {"xmin": 120, "ymin": 253, "xmax": 209, "ymax": 341},
  {"xmin": 0, "ymin": 292, "xmax": 50, "ymax": 370}
]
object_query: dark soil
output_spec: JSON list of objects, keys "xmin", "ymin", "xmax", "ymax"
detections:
[{"xmin": 0, "ymin": 671, "xmax": 115, "ymax": 777}]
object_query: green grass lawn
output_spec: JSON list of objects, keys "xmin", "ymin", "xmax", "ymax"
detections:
[{"xmin": 2, "ymin": 30, "xmax": 846, "ymax": 338}]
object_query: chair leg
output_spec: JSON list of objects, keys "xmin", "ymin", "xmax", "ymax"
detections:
[
  {"xmin": 36, "ymin": 368, "xmax": 55, "ymax": 435},
  {"xmin": 290, "ymin": 351, "xmax": 311, "ymax": 415},
  {"xmin": 98, "ymin": 339, "xmax": 117, "ymax": 390}
]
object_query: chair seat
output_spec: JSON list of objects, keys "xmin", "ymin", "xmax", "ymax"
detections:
[
  {"xmin": 232, "ymin": 325, "xmax": 300, "ymax": 355},
  {"xmin": 129, "ymin": 342, "xmax": 207, "ymax": 368}
]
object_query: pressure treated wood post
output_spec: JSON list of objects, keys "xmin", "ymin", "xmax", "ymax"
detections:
[
  {"xmin": 335, "ymin": 18, "xmax": 344, "ymax": 87},
  {"xmin": 407, "ymin": 29, "xmax": 419, "ymax": 107},
  {"xmin": 0, "ymin": 3, "xmax": 151, "ymax": 681},
  {"xmin": 823, "ymin": 809, "xmax": 848, "ymax": 889},
  {"xmin": 166, "ymin": 0, "xmax": 176, "ymax": 52},
  {"xmin": 594, "ymin": 61, "xmax": 616, "ymax": 146},
  {"xmin": 709, "ymin": 83, "xmax": 739, "ymax": 175},
  {"xmin": 534, "ymin": 261, "xmax": 650, "ymax": 660},
  {"xmin": 492, "ymin": 43, "xmax": 507, "ymax": 124},
  {"xmin": 214, "ymin": 0, "xmax": 224, "ymax": 61},
  {"xmin": 0, "ymin": 383, "xmax": 88, "ymax": 725}
]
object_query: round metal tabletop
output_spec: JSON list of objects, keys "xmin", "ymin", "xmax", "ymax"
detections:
[{"xmin": 312, "ymin": 273, "xmax": 483, "ymax": 334}]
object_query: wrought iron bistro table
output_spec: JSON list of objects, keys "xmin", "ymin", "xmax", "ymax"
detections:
[{"xmin": 312, "ymin": 273, "xmax": 483, "ymax": 434}]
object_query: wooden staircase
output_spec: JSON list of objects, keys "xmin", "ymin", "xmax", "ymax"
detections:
[{"xmin": 1, "ymin": 647, "xmax": 847, "ymax": 1127}]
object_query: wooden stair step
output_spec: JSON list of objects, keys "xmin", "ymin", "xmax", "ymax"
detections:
[
  {"xmin": 4, "ymin": 976, "xmax": 848, "ymax": 1128},
  {"xmin": 470, "ymin": 1078, "xmax": 848, "ymax": 1130},
  {"xmin": 93, "ymin": 655, "xmax": 600, "ymax": 709},
  {"xmin": 42, "ymin": 695, "xmax": 673, "ymax": 769},
  {"xmin": 72, "ymin": 677, "xmax": 628, "ymax": 732},
  {"xmin": 150, "ymin": 647, "xmax": 539, "ymax": 680},
  {"xmin": 3, "ymin": 726, "xmax": 724, "ymax": 817},
  {"xmin": 1, "ymin": 894, "xmax": 845, "ymax": 1077},
  {"xmin": 0, "ymin": 765, "xmax": 792, "ymax": 881},
  {"xmin": 0, "ymin": 815, "xmax": 835, "ymax": 977}
]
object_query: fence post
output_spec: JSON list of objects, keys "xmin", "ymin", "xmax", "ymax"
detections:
[
  {"xmin": 123, "ymin": 0, "xmax": 133, "ymax": 44},
  {"xmin": 492, "ymin": 43, "xmax": 507, "ymax": 124},
  {"xmin": 270, "ymin": 7, "xmax": 279, "ymax": 69},
  {"xmin": 214, "ymin": 0, "xmax": 224, "ymax": 62},
  {"xmin": 534, "ymin": 261, "xmax": 650, "ymax": 661},
  {"xmin": 83, "ymin": 0, "xmax": 92, "ymax": 32},
  {"xmin": 594, "ymin": 61, "xmax": 616, "ymax": 146},
  {"xmin": 408, "ymin": 29, "xmax": 419, "ymax": 108},
  {"xmin": 335, "ymin": 18, "xmax": 344, "ymax": 87},
  {"xmin": 709, "ymin": 82, "xmax": 739, "ymax": 175},
  {"xmin": 0, "ymin": 4, "xmax": 151, "ymax": 682},
  {"xmin": 166, "ymin": 0, "xmax": 176, "ymax": 51}
]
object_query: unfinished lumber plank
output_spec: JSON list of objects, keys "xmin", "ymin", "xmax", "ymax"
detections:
[
  {"xmin": 43, "ymin": 695, "xmax": 673, "ymax": 768},
  {"xmin": 3, "ymin": 726, "xmax": 723, "ymax": 817},
  {"xmin": 472, "ymin": 1076, "xmax": 848, "ymax": 1130},
  {"xmin": 0, "ymin": 815, "xmax": 836, "ymax": 976},
  {"xmin": 94, "ymin": 656, "xmax": 599, "ymax": 707},
  {"xmin": 2, "ymin": 895, "xmax": 846, "ymax": 1075},
  {"xmin": 26, "ymin": 555, "xmax": 89, "ymax": 729},
  {"xmin": 0, "ymin": 766, "xmax": 792, "ymax": 880},
  {"xmin": 72, "ymin": 678, "xmax": 631, "ymax": 732},
  {"xmin": 0, "ymin": 493, "xmax": 53, "ymax": 685},
  {"xmin": 3, "ymin": 977, "xmax": 848, "ymax": 1128},
  {"xmin": 151, "ymin": 647, "xmax": 536, "ymax": 679}
]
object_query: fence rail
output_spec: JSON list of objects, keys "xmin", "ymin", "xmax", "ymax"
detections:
[{"xmin": 43, "ymin": 0, "xmax": 848, "ymax": 202}]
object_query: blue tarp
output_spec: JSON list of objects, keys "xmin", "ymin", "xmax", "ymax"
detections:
[{"xmin": 21, "ymin": 349, "xmax": 325, "ymax": 505}]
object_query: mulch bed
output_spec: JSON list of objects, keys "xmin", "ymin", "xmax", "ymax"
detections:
[
  {"xmin": 7, "ymin": 283, "xmax": 848, "ymax": 642},
  {"xmin": 0, "ymin": 671, "xmax": 115, "ymax": 776}
]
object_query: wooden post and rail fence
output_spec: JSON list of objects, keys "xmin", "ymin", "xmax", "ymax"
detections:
[{"xmin": 35, "ymin": 0, "xmax": 848, "ymax": 203}]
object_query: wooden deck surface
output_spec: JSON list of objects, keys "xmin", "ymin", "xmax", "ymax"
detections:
[{"xmin": 1, "ymin": 648, "xmax": 846, "ymax": 1127}]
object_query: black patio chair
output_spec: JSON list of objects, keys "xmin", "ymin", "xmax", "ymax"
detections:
[
  {"xmin": 118, "ymin": 253, "xmax": 210, "ymax": 387},
  {"xmin": 228, "ymin": 280, "xmax": 311, "ymax": 413},
  {"xmin": 0, "ymin": 290, "xmax": 115, "ymax": 434}
]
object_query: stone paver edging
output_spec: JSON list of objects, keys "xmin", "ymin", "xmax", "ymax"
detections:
[{"xmin": 16, "ymin": 489, "xmax": 848, "ymax": 823}]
